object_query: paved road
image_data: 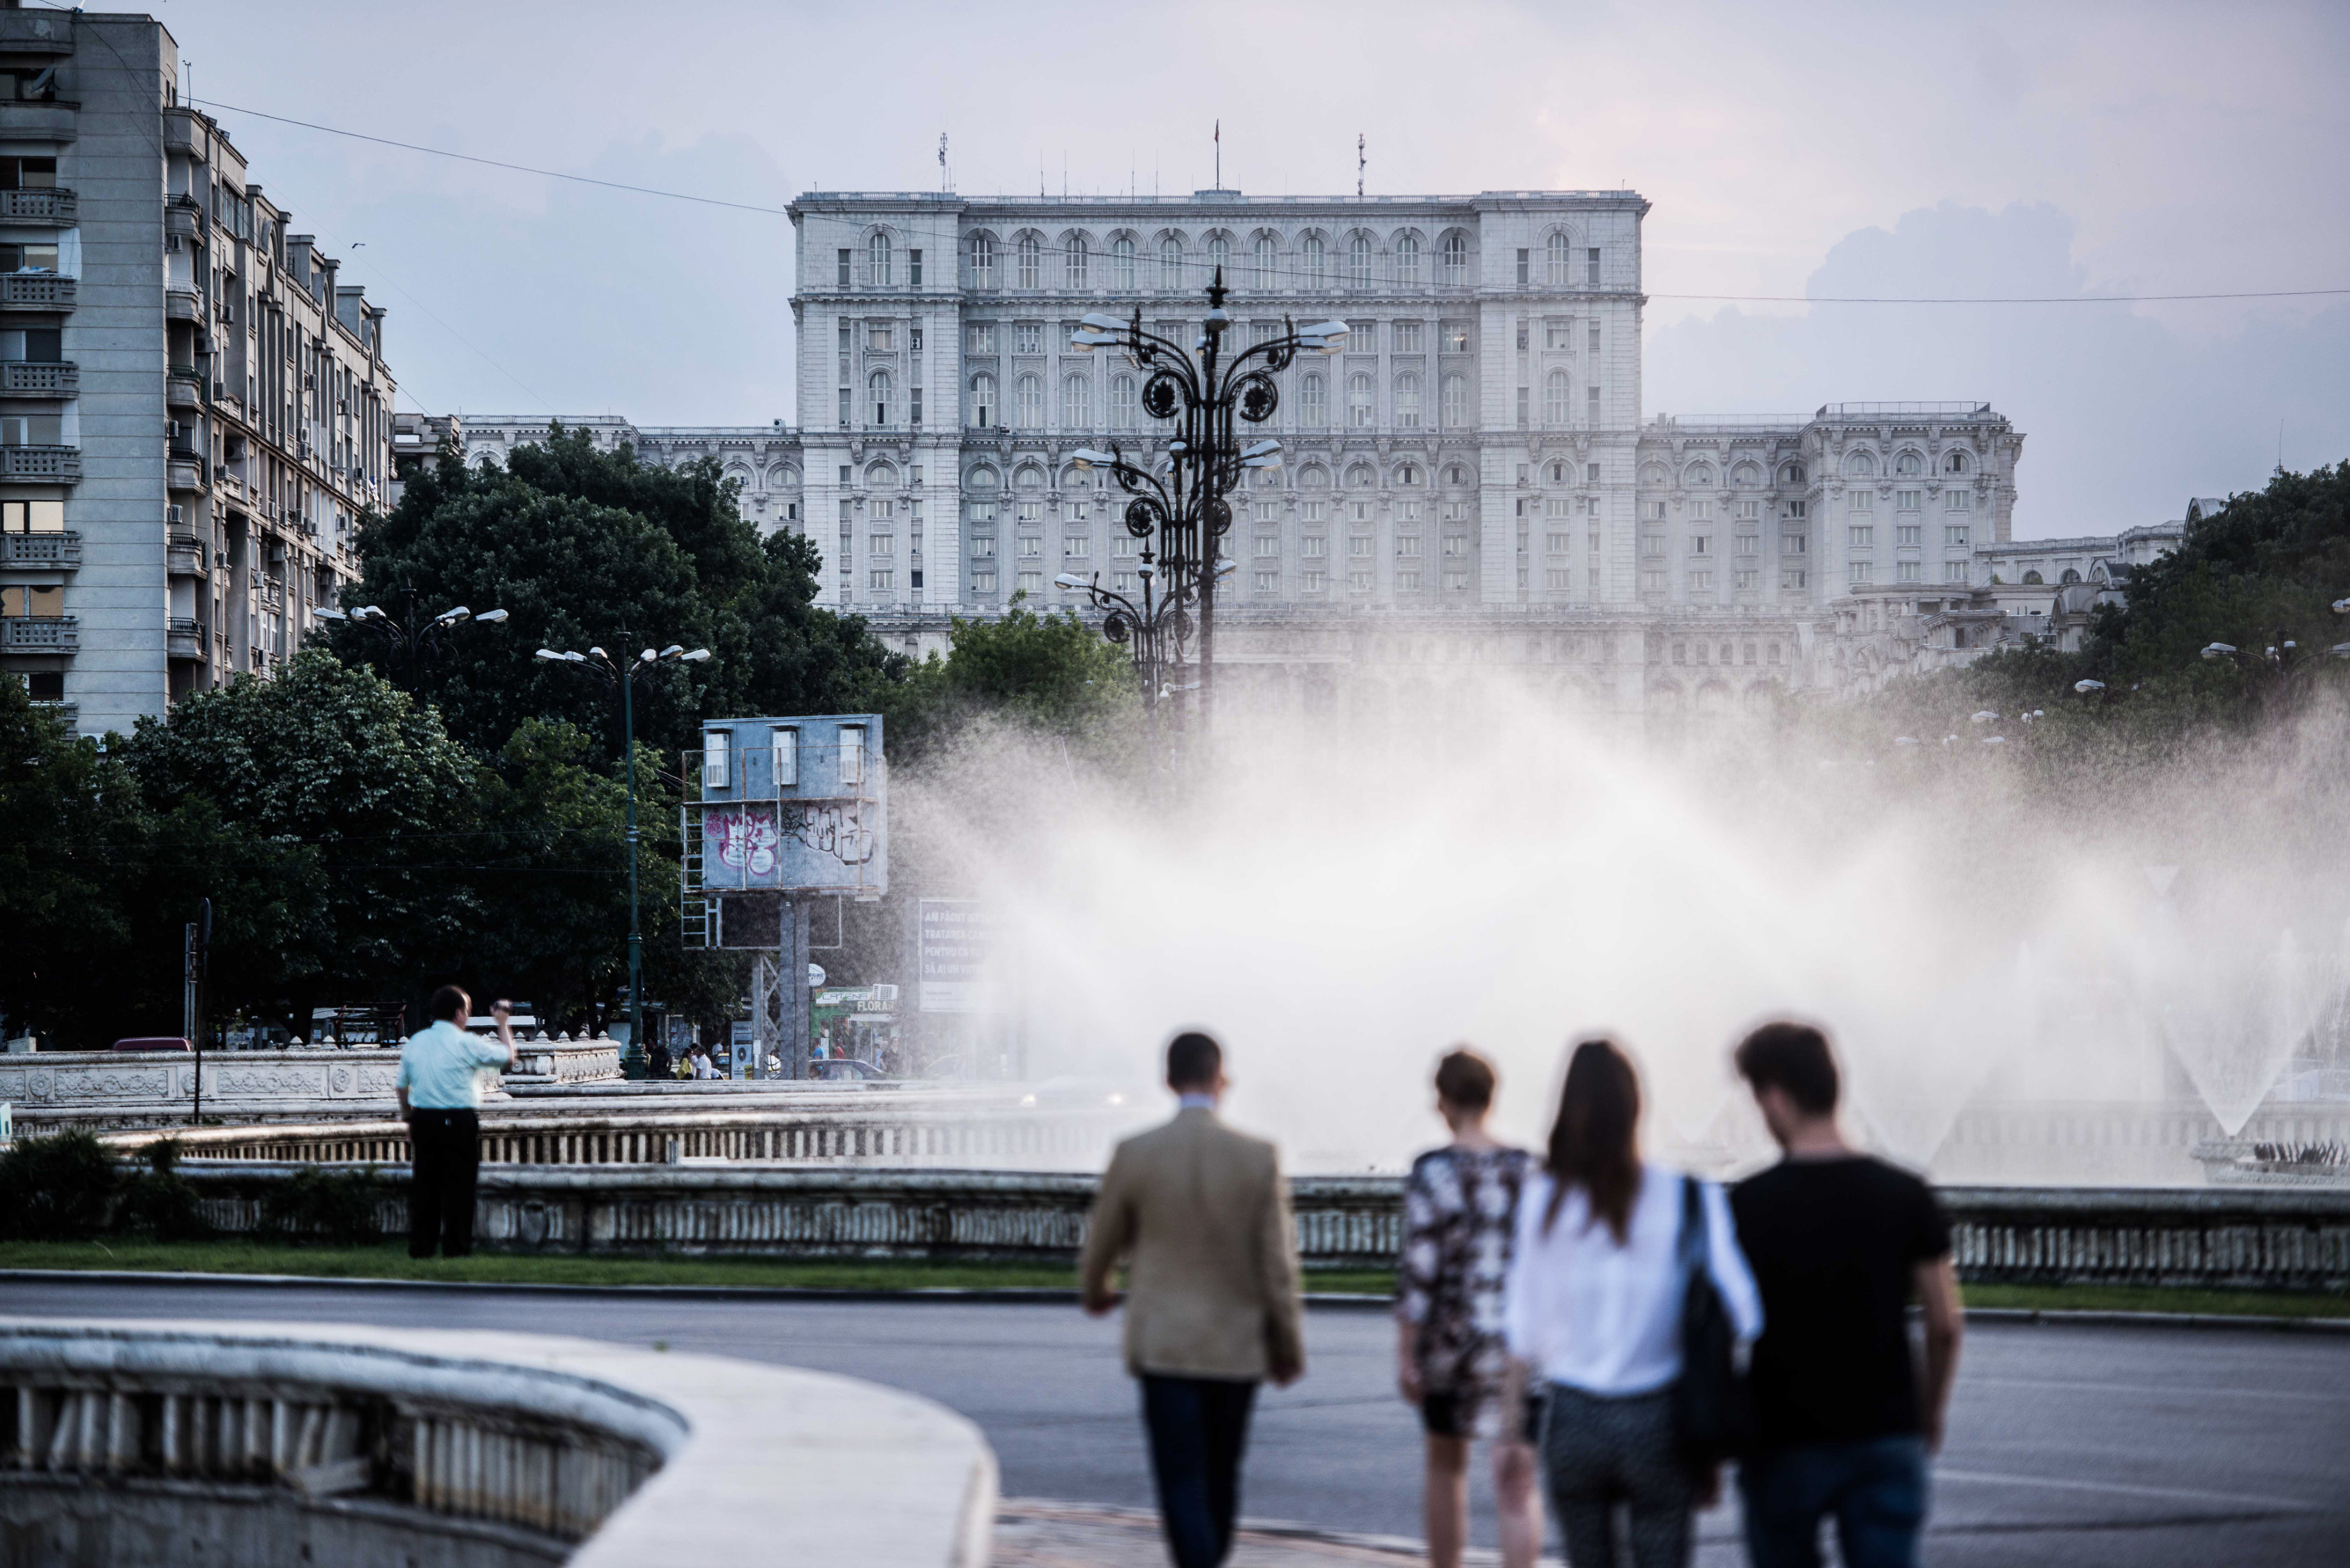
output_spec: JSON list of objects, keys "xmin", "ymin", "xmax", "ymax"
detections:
[{"xmin": 11, "ymin": 1278, "xmax": 2347, "ymax": 1565}]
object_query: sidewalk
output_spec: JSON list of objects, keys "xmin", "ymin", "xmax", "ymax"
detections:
[{"xmin": 994, "ymin": 1499, "xmax": 1748, "ymax": 1565}]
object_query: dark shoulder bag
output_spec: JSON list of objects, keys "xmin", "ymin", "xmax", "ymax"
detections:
[{"xmin": 1672, "ymin": 1172, "xmax": 1755, "ymax": 1465}]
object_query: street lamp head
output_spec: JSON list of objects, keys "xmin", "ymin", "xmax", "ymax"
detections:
[
  {"xmin": 314, "ymin": 607, "xmax": 348, "ymax": 622},
  {"xmin": 1070, "ymin": 448, "xmax": 1119, "ymax": 470},
  {"xmin": 534, "ymin": 648, "xmax": 565, "ymax": 662},
  {"xmin": 360, "ymin": 605, "xmax": 385, "ymax": 620},
  {"xmin": 681, "ymin": 648, "xmax": 711, "ymax": 662},
  {"xmin": 2335, "ymin": 598, "xmax": 2350, "ymax": 615},
  {"xmin": 1241, "ymin": 439, "xmax": 1282, "ymax": 458},
  {"xmin": 640, "ymin": 648, "xmax": 658, "ymax": 663},
  {"xmin": 1300, "ymin": 319, "xmax": 1350, "ymax": 352},
  {"xmin": 660, "ymin": 644, "xmax": 684, "ymax": 659},
  {"xmin": 2201, "ymin": 642, "xmax": 2236, "ymax": 660},
  {"xmin": 1052, "ymin": 572, "xmax": 1092, "ymax": 590},
  {"xmin": 1079, "ymin": 312, "xmax": 1126, "ymax": 332},
  {"xmin": 2074, "ymin": 679, "xmax": 2106, "ymax": 694},
  {"xmin": 1969, "ymin": 710, "xmax": 1998, "ymax": 723},
  {"xmin": 475, "ymin": 608, "xmax": 510, "ymax": 624},
  {"xmin": 2331, "ymin": 643, "xmax": 2350, "ymax": 660},
  {"xmin": 1213, "ymin": 557, "xmax": 1237, "ymax": 582},
  {"xmin": 587, "ymin": 646, "xmax": 608, "ymax": 661},
  {"xmin": 434, "ymin": 607, "xmax": 471, "ymax": 624}
]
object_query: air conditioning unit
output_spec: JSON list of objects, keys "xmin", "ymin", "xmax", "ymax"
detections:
[{"xmin": 166, "ymin": 504, "xmax": 183, "ymax": 525}]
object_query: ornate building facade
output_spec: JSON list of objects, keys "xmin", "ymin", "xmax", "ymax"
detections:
[{"xmin": 459, "ymin": 186, "xmax": 2188, "ymax": 715}]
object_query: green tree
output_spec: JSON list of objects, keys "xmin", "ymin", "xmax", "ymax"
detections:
[
  {"xmin": 879, "ymin": 596, "xmax": 1143, "ymax": 768},
  {"xmin": 340, "ymin": 428, "xmax": 901, "ymax": 757}
]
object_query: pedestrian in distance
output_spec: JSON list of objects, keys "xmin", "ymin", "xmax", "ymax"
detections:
[
  {"xmin": 1729, "ymin": 1021, "xmax": 1962, "ymax": 1568},
  {"xmin": 1080, "ymin": 1030, "xmax": 1306, "ymax": 1568},
  {"xmin": 1397, "ymin": 1048, "xmax": 1544, "ymax": 1568},
  {"xmin": 1503, "ymin": 1037, "xmax": 1761, "ymax": 1568},
  {"xmin": 394, "ymin": 986, "xmax": 516, "ymax": 1259}
]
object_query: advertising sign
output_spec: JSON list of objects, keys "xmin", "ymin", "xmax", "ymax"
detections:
[{"xmin": 918, "ymin": 900, "xmax": 1003, "ymax": 1014}]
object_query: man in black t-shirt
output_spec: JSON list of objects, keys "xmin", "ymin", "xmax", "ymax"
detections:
[{"xmin": 1729, "ymin": 1022, "xmax": 1962, "ymax": 1568}]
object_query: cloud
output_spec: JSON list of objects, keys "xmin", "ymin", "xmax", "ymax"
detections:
[{"xmin": 1644, "ymin": 202, "xmax": 2350, "ymax": 536}]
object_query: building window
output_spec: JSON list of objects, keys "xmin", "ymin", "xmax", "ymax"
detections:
[
  {"xmin": 1111, "ymin": 375, "xmax": 1137, "ymax": 428},
  {"xmin": 1641, "ymin": 569, "xmax": 1666, "ymax": 592},
  {"xmin": 1296, "ymin": 373, "xmax": 1326, "ymax": 427},
  {"xmin": 1393, "ymin": 373, "xmax": 1421, "ymax": 428},
  {"xmin": 1111, "ymin": 236, "xmax": 1135, "ymax": 290},
  {"xmin": 869, "ymin": 234, "xmax": 891, "ymax": 286},
  {"xmin": 967, "ymin": 322, "xmax": 996, "ymax": 354},
  {"xmin": 1065, "ymin": 233, "xmax": 1088, "ymax": 290},
  {"xmin": 1397, "ymin": 535, "xmax": 1422, "ymax": 558},
  {"xmin": 1516, "ymin": 249, "xmax": 1530, "ymax": 287},
  {"xmin": 1253, "ymin": 233, "xmax": 1277, "ymax": 289},
  {"xmin": 1160, "ymin": 237, "xmax": 1184, "ymax": 290},
  {"xmin": 1944, "ymin": 561, "xmax": 1969, "ymax": 582},
  {"xmin": 1393, "ymin": 319, "xmax": 1423, "ymax": 352},
  {"xmin": 1017, "ymin": 570, "xmax": 1043, "ymax": 594},
  {"xmin": 910, "ymin": 387, "xmax": 923, "ymax": 424},
  {"xmin": 1064, "ymin": 535, "xmax": 1089, "ymax": 559},
  {"xmin": 0, "ymin": 500, "xmax": 63, "ymax": 532},
  {"xmin": 1545, "ymin": 370, "xmax": 1570, "ymax": 426},
  {"xmin": 1736, "ymin": 569, "xmax": 1758, "ymax": 591},
  {"xmin": 1441, "ymin": 232, "xmax": 1469, "ymax": 285},
  {"xmin": 968, "ymin": 373, "xmax": 995, "ymax": 428},
  {"xmin": 1897, "ymin": 561, "xmax": 1922, "ymax": 582},
  {"xmin": 1944, "ymin": 525, "xmax": 1969, "ymax": 547},
  {"xmin": 909, "ymin": 248, "xmax": 922, "ymax": 287},
  {"xmin": 838, "ymin": 388, "xmax": 851, "ymax": 425},
  {"xmin": 1782, "ymin": 570, "xmax": 1807, "ymax": 591},
  {"xmin": 971, "ymin": 234, "xmax": 996, "ymax": 289},
  {"xmin": 1785, "ymin": 532, "xmax": 1807, "ymax": 554},
  {"xmin": 1347, "ymin": 374, "xmax": 1374, "ymax": 428},
  {"xmin": 1063, "ymin": 374, "xmax": 1091, "ymax": 428},
  {"xmin": 1254, "ymin": 570, "xmax": 1277, "ymax": 592},
  {"xmin": 1546, "ymin": 568, "xmax": 1572, "ymax": 589},
  {"xmin": 837, "ymin": 248, "xmax": 851, "ymax": 288},
  {"xmin": 1017, "ymin": 533, "xmax": 1042, "ymax": 557},
  {"xmin": 1206, "ymin": 233, "xmax": 1229, "ymax": 281},
  {"xmin": 1347, "ymin": 233, "xmax": 1373, "ymax": 289},
  {"xmin": 1849, "ymin": 561, "xmax": 1872, "ymax": 584},
  {"xmin": 1897, "ymin": 488, "xmax": 1923, "ymax": 511},
  {"xmin": 1303, "ymin": 569, "xmax": 1326, "ymax": 592},
  {"xmin": 1015, "ymin": 375, "xmax": 1043, "ymax": 428},
  {"xmin": 1303, "ymin": 234, "xmax": 1326, "ymax": 288},
  {"xmin": 1349, "ymin": 570, "xmax": 1374, "ymax": 592},
  {"xmin": 972, "ymin": 569, "xmax": 997, "ymax": 592},
  {"xmin": 1692, "ymin": 534, "xmax": 1711, "ymax": 555},
  {"xmin": 1691, "ymin": 570, "xmax": 1714, "ymax": 591},
  {"xmin": 1017, "ymin": 234, "xmax": 1041, "ymax": 289},
  {"xmin": 1398, "ymin": 570, "xmax": 1423, "ymax": 591},
  {"xmin": 1586, "ymin": 385, "xmax": 1600, "ymax": 419},
  {"xmin": 1897, "ymin": 524, "xmax": 1922, "ymax": 547},
  {"xmin": 1586, "ymin": 247, "xmax": 1601, "ymax": 285},
  {"xmin": 1947, "ymin": 490, "xmax": 1971, "ymax": 511},
  {"xmin": 1443, "ymin": 570, "xmax": 1469, "ymax": 591},
  {"xmin": 868, "ymin": 569, "xmax": 894, "ymax": 592},
  {"xmin": 1849, "ymin": 525, "xmax": 1874, "ymax": 548},
  {"xmin": 1254, "ymin": 533, "xmax": 1280, "ymax": 557},
  {"xmin": 1441, "ymin": 534, "xmax": 1469, "ymax": 558},
  {"xmin": 1015, "ymin": 321, "xmax": 1042, "ymax": 354},
  {"xmin": 1301, "ymin": 535, "xmax": 1326, "ymax": 557},
  {"xmin": 1547, "ymin": 232, "xmax": 1571, "ymax": 286},
  {"xmin": 1395, "ymin": 232, "xmax": 1421, "ymax": 285},
  {"xmin": 869, "ymin": 371, "xmax": 891, "ymax": 425},
  {"xmin": 868, "ymin": 533, "xmax": 895, "ymax": 557}
]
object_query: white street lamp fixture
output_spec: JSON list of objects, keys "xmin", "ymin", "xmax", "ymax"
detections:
[
  {"xmin": 1893, "ymin": 735, "xmax": 1920, "ymax": 746},
  {"xmin": 2331, "ymin": 643, "xmax": 2350, "ymax": 660},
  {"xmin": 1052, "ymin": 572, "xmax": 1093, "ymax": 590},
  {"xmin": 2335, "ymin": 598, "xmax": 2350, "ymax": 615},
  {"xmin": 660, "ymin": 644, "xmax": 684, "ymax": 658},
  {"xmin": 681, "ymin": 648, "xmax": 712, "ymax": 662},
  {"xmin": 1969, "ymin": 710, "xmax": 1998, "ymax": 723},
  {"xmin": 476, "ymin": 608, "xmax": 510, "ymax": 624},
  {"xmin": 314, "ymin": 607, "xmax": 348, "ymax": 622},
  {"xmin": 533, "ymin": 648, "xmax": 565, "ymax": 662},
  {"xmin": 1213, "ymin": 557, "xmax": 1237, "ymax": 581},
  {"xmin": 2201, "ymin": 642, "xmax": 2236, "ymax": 660},
  {"xmin": 1079, "ymin": 312, "xmax": 1126, "ymax": 332},
  {"xmin": 1241, "ymin": 439, "xmax": 1282, "ymax": 458},
  {"xmin": 1070, "ymin": 448, "xmax": 1119, "ymax": 469},
  {"xmin": 2074, "ymin": 679, "xmax": 2105, "ymax": 693}
]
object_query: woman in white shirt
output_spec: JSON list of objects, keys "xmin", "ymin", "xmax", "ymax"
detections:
[{"xmin": 1503, "ymin": 1039, "xmax": 1762, "ymax": 1568}]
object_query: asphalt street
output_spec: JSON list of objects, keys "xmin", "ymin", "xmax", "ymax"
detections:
[{"xmin": 10, "ymin": 1278, "xmax": 2347, "ymax": 1566}]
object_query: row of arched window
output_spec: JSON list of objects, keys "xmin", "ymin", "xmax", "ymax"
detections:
[
  {"xmin": 950, "ymin": 457, "xmax": 1468, "ymax": 495},
  {"xmin": 1840, "ymin": 448, "xmax": 1973, "ymax": 478},
  {"xmin": 946, "ymin": 227, "xmax": 1490, "ymax": 292},
  {"xmin": 954, "ymin": 368, "xmax": 1501, "ymax": 431}
]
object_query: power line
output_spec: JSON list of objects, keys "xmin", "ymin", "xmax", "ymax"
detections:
[{"xmin": 192, "ymin": 96, "xmax": 2348, "ymax": 307}]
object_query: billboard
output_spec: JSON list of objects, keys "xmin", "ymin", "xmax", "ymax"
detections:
[
  {"xmin": 918, "ymin": 900, "xmax": 1003, "ymax": 1014},
  {"xmin": 688, "ymin": 714, "xmax": 887, "ymax": 900}
]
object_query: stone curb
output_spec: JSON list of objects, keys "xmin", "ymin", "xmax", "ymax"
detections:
[{"xmin": 5, "ymin": 1270, "xmax": 2346, "ymax": 1330}]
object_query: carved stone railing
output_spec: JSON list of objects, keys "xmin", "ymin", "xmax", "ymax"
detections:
[
  {"xmin": 0, "ymin": 1318, "xmax": 995, "ymax": 1566},
  {"xmin": 136, "ymin": 1168, "xmax": 2350, "ymax": 1290}
]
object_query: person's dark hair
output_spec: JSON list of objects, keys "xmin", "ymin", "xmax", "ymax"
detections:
[
  {"xmin": 1165, "ymin": 1030, "xmax": 1222, "ymax": 1090},
  {"xmin": 1433, "ymin": 1047, "xmax": 1496, "ymax": 1113},
  {"xmin": 1734, "ymin": 1021, "xmax": 1840, "ymax": 1116},
  {"xmin": 428, "ymin": 985, "xmax": 470, "ymax": 1023},
  {"xmin": 1543, "ymin": 1037, "xmax": 1643, "ymax": 1243}
]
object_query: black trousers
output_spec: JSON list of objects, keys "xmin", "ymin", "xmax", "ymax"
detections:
[
  {"xmin": 407, "ymin": 1108, "xmax": 480, "ymax": 1258},
  {"xmin": 1141, "ymin": 1374, "xmax": 1259, "ymax": 1568}
]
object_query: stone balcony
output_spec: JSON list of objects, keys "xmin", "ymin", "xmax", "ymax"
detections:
[
  {"xmin": 165, "ymin": 531, "xmax": 204, "ymax": 577},
  {"xmin": 0, "ymin": 1319, "xmax": 996, "ymax": 1567},
  {"xmin": 0, "ymin": 359, "xmax": 73, "ymax": 395},
  {"xmin": 165, "ymin": 366, "xmax": 201, "ymax": 408},
  {"xmin": 0, "ymin": 186, "xmax": 73, "ymax": 226},
  {"xmin": 0, "ymin": 444, "xmax": 77, "ymax": 481},
  {"xmin": 167, "ymin": 454, "xmax": 206, "ymax": 493},
  {"xmin": 0, "ymin": 530, "xmax": 76, "ymax": 568},
  {"xmin": 0, "ymin": 615, "xmax": 73, "ymax": 651},
  {"xmin": 166, "ymin": 617, "xmax": 202, "ymax": 660},
  {"xmin": 0, "ymin": 273, "xmax": 74, "ymax": 312},
  {"xmin": 164, "ymin": 285, "xmax": 199, "ymax": 323}
]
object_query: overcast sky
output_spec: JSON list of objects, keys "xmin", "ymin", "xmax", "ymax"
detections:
[{"xmin": 174, "ymin": 0, "xmax": 2349, "ymax": 536}]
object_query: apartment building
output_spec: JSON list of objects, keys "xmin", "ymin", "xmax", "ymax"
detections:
[{"xmin": 0, "ymin": 10, "xmax": 391, "ymax": 736}]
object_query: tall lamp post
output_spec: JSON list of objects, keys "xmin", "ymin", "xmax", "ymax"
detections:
[
  {"xmin": 1057, "ymin": 273, "xmax": 1347, "ymax": 741},
  {"xmin": 534, "ymin": 640, "xmax": 712, "ymax": 1078}
]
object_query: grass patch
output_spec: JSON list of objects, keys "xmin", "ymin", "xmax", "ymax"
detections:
[{"xmin": 1, "ymin": 1242, "xmax": 2336, "ymax": 1318}]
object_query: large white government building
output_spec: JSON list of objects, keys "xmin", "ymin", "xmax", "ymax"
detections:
[{"xmin": 449, "ymin": 186, "xmax": 2169, "ymax": 714}]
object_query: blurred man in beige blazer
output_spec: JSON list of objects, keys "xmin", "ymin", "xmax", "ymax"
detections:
[{"xmin": 1082, "ymin": 1030, "xmax": 1306, "ymax": 1568}]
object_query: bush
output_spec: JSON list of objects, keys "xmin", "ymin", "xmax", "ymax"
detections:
[
  {"xmin": 0, "ymin": 1129, "xmax": 115, "ymax": 1241},
  {"xmin": 259, "ymin": 1166, "xmax": 386, "ymax": 1247},
  {"xmin": 112, "ymin": 1138, "xmax": 211, "ymax": 1242}
]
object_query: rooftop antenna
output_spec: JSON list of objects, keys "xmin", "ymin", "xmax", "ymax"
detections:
[
  {"xmin": 1357, "ymin": 133, "xmax": 1365, "ymax": 198},
  {"xmin": 1214, "ymin": 119, "xmax": 1220, "ymax": 188},
  {"xmin": 938, "ymin": 133, "xmax": 949, "ymax": 194}
]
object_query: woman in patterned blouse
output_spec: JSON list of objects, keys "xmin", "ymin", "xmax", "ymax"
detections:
[{"xmin": 1397, "ymin": 1048, "xmax": 1543, "ymax": 1568}]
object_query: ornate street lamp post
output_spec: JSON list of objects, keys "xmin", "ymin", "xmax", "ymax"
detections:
[
  {"xmin": 1057, "ymin": 271, "xmax": 1348, "ymax": 743},
  {"xmin": 534, "ymin": 638, "xmax": 712, "ymax": 1077}
]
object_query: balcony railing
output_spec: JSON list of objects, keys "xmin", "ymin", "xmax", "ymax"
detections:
[
  {"xmin": 1, "ymin": 531, "xmax": 77, "ymax": 568},
  {"xmin": 167, "ymin": 617, "xmax": 202, "ymax": 660},
  {"xmin": 0, "ymin": 359, "xmax": 75, "ymax": 395},
  {"xmin": 1, "ymin": 615, "xmax": 75, "ymax": 651},
  {"xmin": 0, "ymin": 445, "xmax": 78, "ymax": 480},
  {"xmin": 0, "ymin": 273, "xmax": 75, "ymax": 310},
  {"xmin": 0, "ymin": 188, "xmax": 75, "ymax": 226},
  {"xmin": 166, "ymin": 531, "xmax": 204, "ymax": 576}
]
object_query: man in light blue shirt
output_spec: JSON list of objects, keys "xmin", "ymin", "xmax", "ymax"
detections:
[{"xmin": 396, "ymin": 985, "xmax": 515, "ymax": 1258}]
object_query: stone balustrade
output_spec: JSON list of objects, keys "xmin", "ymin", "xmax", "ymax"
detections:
[
  {"xmin": 0, "ymin": 1318, "xmax": 994, "ymax": 1566},
  {"xmin": 148, "ymin": 1166, "xmax": 2350, "ymax": 1291}
]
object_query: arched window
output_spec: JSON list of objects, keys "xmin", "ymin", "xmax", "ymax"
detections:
[
  {"xmin": 1350, "ymin": 465, "xmax": 1379, "ymax": 490},
  {"xmin": 2060, "ymin": 568, "xmax": 2082, "ymax": 584},
  {"xmin": 1397, "ymin": 462, "xmax": 1420, "ymax": 486},
  {"xmin": 1301, "ymin": 466, "xmax": 1330, "ymax": 490},
  {"xmin": 1545, "ymin": 369, "xmax": 1570, "ymax": 426},
  {"xmin": 1062, "ymin": 373, "xmax": 1091, "ymax": 428},
  {"xmin": 1546, "ymin": 232, "xmax": 1570, "ymax": 286},
  {"xmin": 1303, "ymin": 234, "xmax": 1328, "ymax": 288},
  {"xmin": 1111, "ymin": 236, "xmax": 1135, "ymax": 290},
  {"xmin": 1687, "ymin": 465, "xmax": 1715, "ymax": 487},
  {"xmin": 970, "ymin": 234, "xmax": 996, "ymax": 289},
  {"xmin": 1017, "ymin": 233, "xmax": 1041, "ymax": 290},
  {"xmin": 1347, "ymin": 372, "xmax": 1375, "ymax": 427},
  {"xmin": 1206, "ymin": 233, "xmax": 1229, "ymax": 280},
  {"xmin": 1015, "ymin": 373, "xmax": 1044, "ymax": 428},
  {"xmin": 2022, "ymin": 570, "xmax": 2043, "ymax": 584},
  {"xmin": 1782, "ymin": 462, "xmax": 1807, "ymax": 484},
  {"xmin": 1300, "ymin": 372, "xmax": 1327, "ymax": 426},
  {"xmin": 1253, "ymin": 234, "xmax": 1277, "ymax": 289},
  {"xmin": 1394, "ymin": 372, "xmax": 1421, "ymax": 428},
  {"xmin": 1445, "ymin": 464, "xmax": 1468, "ymax": 486},
  {"xmin": 1160, "ymin": 237, "xmax": 1184, "ymax": 290},
  {"xmin": 1066, "ymin": 233, "xmax": 1088, "ymax": 290},
  {"xmin": 1111, "ymin": 374, "xmax": 1137, "ymax": 428},
  {"xmin": 1895, "ymin": 450, "xmax": 1922, "ymax": 476},
  {"xmin": 1347, "ymin": 233, "xmax": 1373, "ymax": 289},
  {"xmin": 869, "ymin": 232, "xmax": 892, "ymax": 287},
  {"xmin": 1944, "ymin": 451, "xmax": 1969, "ymax": 474},
  {"xmin": 1844, "ymin": 451, "xmax": 1877, "ymax": 478},
  {"xmin": 968, "ymin": 373, "xmax": 995, "ymax": 428},
  {"xmin": 1441, "ymin": 232, "xmax": 1468, "ymax": 285},
  {"xmin": 1442, "ymin": 373, "xmax": 1470, "ymax": 428},
  {"xmin": 869, "ymin": 370, "xmax": 892, "ymax": 425},
  {"xmin": 1395, "ymin": 232, "xmax": 1421, "ymax": 286},
  {"xmin": 865, "ymin": 460, "xmax": 897, "ymax": 488}
]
